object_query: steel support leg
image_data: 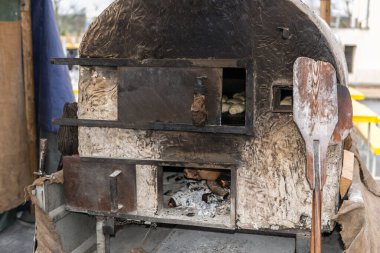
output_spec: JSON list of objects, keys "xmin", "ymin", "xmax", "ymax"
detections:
[
  {"xmin": 295, "ymin": 233, "xmax": 311, "ymax": 253},
  {"xmin": 96, "ymin": 217, "xmax": 114, "ymax": 253}
]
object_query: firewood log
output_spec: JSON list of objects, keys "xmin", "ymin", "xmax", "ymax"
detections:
[
  {"xmin": 183, "ymin": 168, "xmax": 201, "ymax": 180},
  {"xmin": 207, "ymin": 180, "xmax": 229, "ymax": 198},
  {"xmin": 216, "ymin": 174, "xmax": 231, "ymax": 188},
  {"xmin": 198, "ymin": 170, "xmax": 221, "ymax": 180},
  {"xmin": 184, "ymin": 168, "xmax": 221, "ymax": 181}
]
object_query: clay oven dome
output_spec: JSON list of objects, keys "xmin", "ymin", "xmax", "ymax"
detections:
[{"xmin": 80, "ymin": 0, "xmax": 347, "ymax": 87}]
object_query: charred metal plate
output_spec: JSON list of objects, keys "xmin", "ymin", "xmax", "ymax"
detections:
[
  {"xmin": 63, "ymin": 156, "xmax": 137, "ymax": 213},
  {"xmin": 160, "ymin": 132, "xmax": 244, "ymax": 164},
  {"xmin": 118, "ymin": 67, "xmax": 222, "ymax": 126}
]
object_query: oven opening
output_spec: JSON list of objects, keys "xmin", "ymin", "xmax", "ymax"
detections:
[
  {"xmin": 160, "ymin": 166, "xmax": 232, "ymax": 221},
  {"xmin": 273, "ymin": 85, "xmax": 293, "ymax": 112},
  {"xmin": 221, "ymin": 68, "xmax": 246, "ymax": 126}
]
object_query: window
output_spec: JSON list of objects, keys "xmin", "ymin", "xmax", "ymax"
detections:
[
  {"xmin": 345, "ymin": 45, "xmax": 356, "ymax": 74},
  {"xmin": 272, "ymin": 85, "xmax": 293, "ymax": 112},
  {"xmin": 221, "ymin": 68, "xmax": 246, "ymax": 126}
]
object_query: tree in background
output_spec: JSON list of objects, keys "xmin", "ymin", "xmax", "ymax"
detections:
[{"xmin": 52, "ymin": 0, "xmax": 86, "ymax": 36}]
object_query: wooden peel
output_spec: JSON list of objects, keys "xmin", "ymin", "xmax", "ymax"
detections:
[{"xmin": 293, "ymin": 57, "xmax": 338, "ymax": 253}]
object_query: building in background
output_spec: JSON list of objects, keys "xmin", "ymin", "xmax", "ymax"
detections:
[{"xmin": 304, "ymin": 0, "xmax": 380, "ymax": 86}]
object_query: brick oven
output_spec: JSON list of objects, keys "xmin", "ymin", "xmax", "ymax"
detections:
[{"xmin": 53, "ymin": 0, "xmax": 348, "ymax": 238}]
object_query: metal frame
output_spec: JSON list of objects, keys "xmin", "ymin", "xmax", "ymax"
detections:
[
  {"xmin": 51, "ymin": 57, "xmax": 255, "ymax": 135},
  {"xmin": 51, "ymin": 57, "xmax": 252, "ymax": 68},
  {"xmin": 64, "ymin": 156, "xmax": 238, "ymax": 230}
]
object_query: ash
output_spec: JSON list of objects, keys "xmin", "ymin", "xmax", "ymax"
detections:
[{"xmin": 164, "ymin": 173, "xmax": 230, "ymax": 218}]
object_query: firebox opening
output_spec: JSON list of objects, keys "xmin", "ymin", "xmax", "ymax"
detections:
[
  {"xmin": 221, "ymin": 68, "xmax": 246, "ymax": 126},
  {"xmin": 161, "ymin": 166, "xmax": 232, "ymax": 221}
]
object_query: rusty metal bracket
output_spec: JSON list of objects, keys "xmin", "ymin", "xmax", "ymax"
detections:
[{"xmin": 277, "ymin": 27, "xmax": 291, "ymax": 40}]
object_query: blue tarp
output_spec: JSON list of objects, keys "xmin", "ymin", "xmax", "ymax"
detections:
[{"xmin": 32, "ymin": 0, "xmax": 75, "ymax": 133}]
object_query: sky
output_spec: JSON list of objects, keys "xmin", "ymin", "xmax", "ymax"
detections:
[{"xmin": 57, "ymin": 0, "xmax": 115, "ymax": 18}]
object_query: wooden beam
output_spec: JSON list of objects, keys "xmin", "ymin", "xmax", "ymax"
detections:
[
  {"xmin": 320, "ymin": 0, "xmax": 331, "ymax": 26},
  {"xmin": 21, "ymin": 0, "xmax": 38, "ymax": 180}
]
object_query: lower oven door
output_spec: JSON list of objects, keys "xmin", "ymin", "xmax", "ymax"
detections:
[{"xmin": 63, "ymin": 156, "xmax": 137, "ymax": 214}]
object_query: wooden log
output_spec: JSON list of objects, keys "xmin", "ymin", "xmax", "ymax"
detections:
[
  {"xmin": 184, "ymin": 168, "xmax": 221, "ymax": 181},
  {"xmin": 206, "ymin": 180, "xmax": 229, "ymax": 199},
  {"xmin": 21, "ymin": 0, "xmax": 38, "ymax": 179}
]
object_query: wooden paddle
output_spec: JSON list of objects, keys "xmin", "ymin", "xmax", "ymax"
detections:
[{"xmin": 293, "ymin": 57, "xmax": 338, "ymax": 253}]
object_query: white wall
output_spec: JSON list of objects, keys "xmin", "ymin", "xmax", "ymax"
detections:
[{"xmin": 334, "ymin": 0, "xmax": 380, "ymax": 85}]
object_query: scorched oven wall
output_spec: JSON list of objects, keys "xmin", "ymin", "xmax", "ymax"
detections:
[{"xmin": 60, "ymin": 0, "xmax": 348, "ymax": 232}]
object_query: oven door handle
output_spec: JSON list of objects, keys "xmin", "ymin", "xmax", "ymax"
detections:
[{"xmin": 109, "ymin": 170, "xmax": 123, "ymax": 212}]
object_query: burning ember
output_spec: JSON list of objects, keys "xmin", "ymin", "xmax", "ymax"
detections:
[{"xmin": 163, "ymin": 168, "xmax": 231, "ymax": 218}]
